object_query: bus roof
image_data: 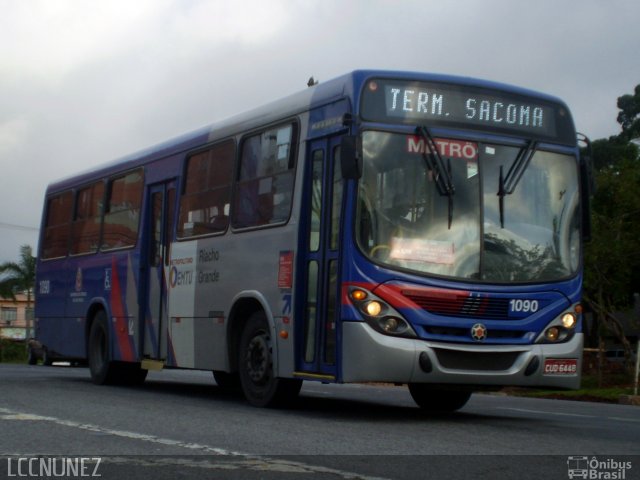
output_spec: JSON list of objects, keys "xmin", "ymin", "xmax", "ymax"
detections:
[{"xmin": 45, "ymin": 69, "xmax": 570, "ymax": 193}]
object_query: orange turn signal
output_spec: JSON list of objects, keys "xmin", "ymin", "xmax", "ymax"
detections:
[{"xmin": 351, "ymin": 289, "xmax": 368, "ymax": 301}]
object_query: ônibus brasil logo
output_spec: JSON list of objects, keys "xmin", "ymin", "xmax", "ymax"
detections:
[{"xmin": 567, "ymin": 456, "xmax": 632, "ymax": 479}]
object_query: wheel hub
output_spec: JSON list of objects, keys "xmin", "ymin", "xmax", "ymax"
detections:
[{"xmin": 246, "ymin": 334, "xmax": 269, "ymax": 384}]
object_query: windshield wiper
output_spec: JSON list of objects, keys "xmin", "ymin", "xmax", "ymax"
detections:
[
  {"xmin": 415, "ymin": 126, "xmax": 455, "ymax": 229},
  {"xmin": 497, "ymin": 140, "xmax": 538, "ymax": 228}
]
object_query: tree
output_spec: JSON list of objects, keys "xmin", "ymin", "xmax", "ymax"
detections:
[
  {"xmin": 616, "ymin": 84, "xmax": 640, "ymax": 141},
  {"xmin": 0, "ymin": 245, "xmax": 36, "ymax": 338},
  {"xmin": 583, "ymin": 85, "xmax": 640, "ymax": 368},
  {"xmin": 591, "ymin": 136, "xmax": 638, "ymax": 171}
]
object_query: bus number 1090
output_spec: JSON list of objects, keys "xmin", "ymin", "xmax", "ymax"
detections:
[{"xmin": 509, "ymin": 299, "xmax": 539, "ymax": 314}]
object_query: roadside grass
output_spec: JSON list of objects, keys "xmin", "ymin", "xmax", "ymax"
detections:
[
  {"xmin": 0, "ymin": 339, "xmax": 27, "ymax": 363},
  {"xmin": 505, "ymin": 373, "xmax": 637, "ymax": 403}
]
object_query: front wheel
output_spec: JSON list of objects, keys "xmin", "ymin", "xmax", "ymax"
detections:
[
  {"xmin": 408, "ymin": 384, "xmax": 472, "ymax": 412},
  {"xmin": 238, "ymin": 312, "xmax": 302, "ymax": 407}
]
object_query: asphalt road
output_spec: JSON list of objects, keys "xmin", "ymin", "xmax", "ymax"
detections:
[{"xmin": 0, "ymin": 364, "xmax": 638, "ymax": 480}]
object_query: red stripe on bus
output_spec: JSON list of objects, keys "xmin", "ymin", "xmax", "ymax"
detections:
[
  {"xmin": 110, "ymin": 258, "xmax": 135, "ymax": 362},
  {"xmin": 342, "ymin": 281, "xmax": 470, "ymax": 311},
  {"xmin": 374, "ymin": 283, "xmax": 470, "ymax": 311}
]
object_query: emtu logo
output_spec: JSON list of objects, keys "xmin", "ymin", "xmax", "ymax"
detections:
[{"xmin": 169, "ymin": 266, "xmax": 193, "ymax": 288}]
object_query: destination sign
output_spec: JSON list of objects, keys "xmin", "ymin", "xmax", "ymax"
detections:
[{"xmin": 361, "ymin": 79, "xmax": 575, "ymax": 144}]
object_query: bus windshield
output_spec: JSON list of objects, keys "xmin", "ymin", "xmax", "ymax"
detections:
[{"xmin": 355, "ymin": 131, "xmax": 581, "ymax": 283}]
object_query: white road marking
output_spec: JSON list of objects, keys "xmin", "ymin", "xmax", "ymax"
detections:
[
  {"xmin": 497, "ymin": 407, "xmax": 640, "ymax": 423},
  {"xmin": 498, "ymin": 408, "xmax": 594, "ymax": 418},
  {"xmin": 0, "ymin": 406, "xmax": 388, "ymax": 479}
]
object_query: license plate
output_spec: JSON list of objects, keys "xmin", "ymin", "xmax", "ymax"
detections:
[{"xmin": 543, "ymin": 358, "xmax": 578, "ymax": 375}]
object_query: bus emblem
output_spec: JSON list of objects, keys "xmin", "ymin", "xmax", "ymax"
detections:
[{"xmin": 470, "ymin": 323, "xmax": 487, "ymax": 342}]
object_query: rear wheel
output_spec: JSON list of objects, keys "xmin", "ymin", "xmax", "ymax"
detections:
[
  {"xmin": 408, "ymin": 384, "xmax": 472, "ymax": 412},
  {"xmin": 238, "ymin": 312, "xmax": 302, "ymax": 407},
  {"xmin": 88, "ymin": 311, "xmax": 148, "ymax": 385},
  {"xmin": 88, "ymin": 311, "xmax": 118, "ymax": 385}
]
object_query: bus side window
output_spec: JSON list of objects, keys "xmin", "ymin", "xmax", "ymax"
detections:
[
  {"xmin": 102, "ymin": 169, "xmax": 143, "ymax": 250},
  {"xmin": 41, "ymin": 191, "xmax": 73, "ymax": 259},
  {"xmin": 71, "ymin": 181, "xmax": 104, "ymax": 255},
  {"xmin": 177, "ymin": 140, "xmax": 234, "ymax": 238},
  {"xmin": 233, "ymin": 123, "xmax": 296, "ymax": 228}
]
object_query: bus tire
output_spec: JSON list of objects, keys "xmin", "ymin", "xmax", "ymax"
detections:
[
  {"xmin": 88, "ymin": 311, "xmax": 118, "ymax": 385},
  {"xmin": 408, "ymin": 384, "xmax": 472, "ymax": 412},
  {"xmin": 238, "ymin": 312, "xmax": 302, "ymax": 407}
]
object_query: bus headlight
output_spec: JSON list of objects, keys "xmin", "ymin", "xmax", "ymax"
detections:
[
  {"xmin": 365, "ymin": 301, "xmax": 383, "ymax": 316},
  {"xmin": 381, "ymin": 317, "xmax": 399, "ymax": 332},
  {"xmin": 379, "ymin": 316, "xmax": 412, "ymax": 335},
  {"xmin": 535, "ymin": 305, "xmax": 580, "ymax": 344},
  {"xmin": 561, "ymin": 313, "xmax": 576, "ymax": 329},
  {"xmin": 349, "ymin": 287, "xmax": 416, "ymax": 338},
  {"xmin": 545, "ymin": 327, "xmax": 560, "ymax": 342}
]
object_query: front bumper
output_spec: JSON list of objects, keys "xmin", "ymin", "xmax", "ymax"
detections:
[{"xmin": 341, "ymin": 321, "xmax": 582, "ymax": 389}]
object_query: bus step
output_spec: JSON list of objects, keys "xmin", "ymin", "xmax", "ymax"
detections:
[{"xmin": 141, "ymin": 359, "xmax": 165, "ymax": 371}]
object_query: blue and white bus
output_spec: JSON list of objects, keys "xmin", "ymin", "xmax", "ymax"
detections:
[{"xmin": 34, "ymin": 70, "xmax": 590, "ymax": 410}]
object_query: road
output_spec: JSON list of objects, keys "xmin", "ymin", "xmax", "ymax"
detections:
[{"xmin": 0, "ymin": 364, "xmax": 638, "ymax": 479}]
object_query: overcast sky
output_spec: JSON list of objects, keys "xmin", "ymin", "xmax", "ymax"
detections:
[{"xmin": 0, "ymin": 0, "xmax": 638, "ymax": 264}]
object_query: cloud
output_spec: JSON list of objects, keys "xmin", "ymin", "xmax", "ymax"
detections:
[
  {"xmin": 0, "ymin": 0, "xmax": 639, "ymax": 263},
  {"xmin": 170, "ymin": 0, "xmax": 292, "ymax": 47},
  {"xmin": 0, "ymin": 117, "xmax": 29, "ymax": 155},
  {"xmin": 1, "ymin": 1, "xmax": 159, "ymax": 82},
  {"xmin": 0, "ymin": 0, "xmax": 296, "ymax": 86}
]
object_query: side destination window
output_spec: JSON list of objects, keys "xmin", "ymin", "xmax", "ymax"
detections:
[
  {"xmin": 232, "ymin": 123, "xmax": 296, "ymax": 228},
  {"xmin": 102, "ymin": 169, "xmax": 143, "ymax": 250},
  {"xmin": 71, "ymin": 181, "xmax": 105, "ymax": 255},
  {"xmin": 178, "ymin": 140, "xmax": 235, "ymax": 238},
  {"xmin": 42, "ymin": 191, "xmax": 73, "ymax": 259}
]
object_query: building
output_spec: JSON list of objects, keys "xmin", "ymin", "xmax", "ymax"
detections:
[{"xmin": 0, "ymin": 292, "xmax": 34, "ymax": 339}]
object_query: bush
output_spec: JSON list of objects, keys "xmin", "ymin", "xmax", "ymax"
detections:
[{"xmin": 0, "ymin": 339, "xmax": 28, "ymax": 363}]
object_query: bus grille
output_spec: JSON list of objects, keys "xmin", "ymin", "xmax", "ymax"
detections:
[
  {"xmin": 434, "ymin": 349, "xmax": 520, "ymax": 371},
  {"xmin": 403, "ymin": 290, "xmax": 510, "ymax": 320}
]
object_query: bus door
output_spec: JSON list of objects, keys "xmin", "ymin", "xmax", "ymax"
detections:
[
  {"xmin": 297, "ymin": 136, "xmax": 344, "ymax": 379},
  {"xmin": 143, "ymin": 180, "xmax": 176, "ymax": 361}
]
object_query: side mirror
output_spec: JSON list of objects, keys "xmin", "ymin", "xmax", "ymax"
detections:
[{"xmin": 340, "ymin": 135, "xmax": 362, "ymax": 179}]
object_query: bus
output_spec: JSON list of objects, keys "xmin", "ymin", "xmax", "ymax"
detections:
[{"xmin": 34, "ymin": 70, "xmax": 591, "ymax": 410}]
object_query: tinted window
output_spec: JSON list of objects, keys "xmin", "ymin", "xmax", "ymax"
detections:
[
  {"xmin": 71, "ymin": 181, "xmax": 104, "ymax": 255},
  {"xmin": 42, "ymin": 191, "xmax": 73, "ymax": 259},
  {"xmin": 233, "ymin": 123, "xmax": 296, "ymax": 228},
  {"xmin": 178, "ymin": 140, "xmax": 235, "ymax": 238},
  {"xmin": 102, "ymin": 169, "xmax": 143, "ymax": 250}
]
